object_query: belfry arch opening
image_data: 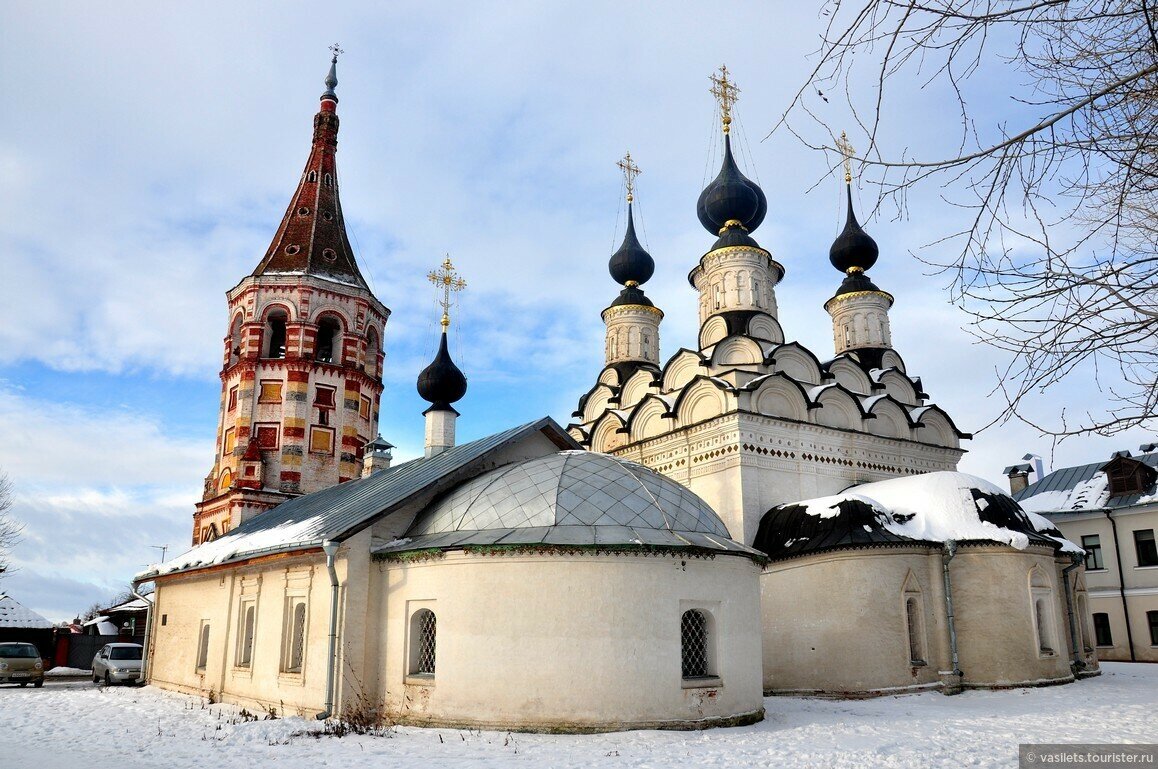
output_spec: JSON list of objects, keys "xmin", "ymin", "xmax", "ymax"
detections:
[
  {"xmin": 264, "ymin": 310, "xmax": 288, "ymax": 359},
  {"xmin": 315, "ymin": 316, "xmax": 342, "ymax": 364}
]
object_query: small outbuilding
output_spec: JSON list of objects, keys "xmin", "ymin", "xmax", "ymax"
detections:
[{"xmin": 755, "ymin": 472, "xmax": 1097, "ymax": 696}]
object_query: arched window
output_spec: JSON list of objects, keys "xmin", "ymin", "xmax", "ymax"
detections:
[
  {"xmin": 264, "ymin": 310, "xmax": 288, "ymax": 359},
  {"xmin": 1035, "ymin": 598, "xmax": 1053, "ymax": 653},
  {"xmin": 282, "ymin": 599, "xmax": 307, "ymax": 674},
  {"xmin": 228, "ymin": 315, "xmax": 243, "ymax": 366},
  {"xmin": 315, "ymin": 316, "xmax": 341, "ymax": 363},
  {"xmin": 365, "ymin": 328, "xmax": 380, "ymax": 378},
  {"xmin": 1030, "ymin": 567, "xmax": 1055, "ymax": 656},
  {"xmin": 237, "ymin": 602, "xmax": 256, "ymax": 667},
  {"xmin": 1077, "ymin": 595, "xmax": 1092, "ymax": 652},
  {"xmin": 306, "ymin": 170, "xmax": 317, "ymax": 183},
  {"xmin": 196, "ymin": 622, "xmax": 211, "ymax": 671},
  {"xmin": 906, "ymin": 597, "xmax": 925, "ymax": 664},
  {"xmin": 681, "ymin": 609, "xmax": 712, "ymax": 679},
  {"xmin": 409, "ymin": 609, "xmax": 436, "ymax": 677}
]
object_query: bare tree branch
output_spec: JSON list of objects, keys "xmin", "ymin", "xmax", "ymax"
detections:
[
  {"xmin": 776, "ymin": 0, "xmax": 1158, "ymax": 438},
  {"xmin": 0, "ymin": 473, "xmax": 22, "ymax": 578}
]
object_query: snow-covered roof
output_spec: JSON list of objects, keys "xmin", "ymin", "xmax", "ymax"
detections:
[
  {"xmin": 0, "ymin": 595, "xmax": 52, "ymax": 629},
  {"xmin": 137, "ymin": 418, "xmax": 579, "ymax": 580},
  {"xmin": 1016, "ymin": 449, "xmax": 1158, "ymax": 512},
  {"xmin": 81, "ymin": 616, "xmax": 119, "ymax": 634},
  {"xmin": 100, "ymin": 597, "xmax": 149, "ymax": 613},
  {"xmin": 755, "ymin": 471, "xmax": 1082, "ymax": 560}
]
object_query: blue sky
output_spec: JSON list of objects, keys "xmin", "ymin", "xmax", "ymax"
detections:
[{"xmin": 1, "ymin": 2, "xmax": 1151, "ymax": 622}]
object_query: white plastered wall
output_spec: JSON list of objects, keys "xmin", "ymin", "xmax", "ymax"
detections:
[{"xmin": 369, "ymin": 550, "xmax": 764, "ymax": 731}]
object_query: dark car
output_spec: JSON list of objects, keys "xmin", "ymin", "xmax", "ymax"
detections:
[{"xmin": 0, "ymin": 642, "xmax": 45, "ymax": 687}]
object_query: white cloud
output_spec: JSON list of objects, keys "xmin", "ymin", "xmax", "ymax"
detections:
[{"xmin": 0, "ymin": 384, "xmax": 207, "ymax": 621}]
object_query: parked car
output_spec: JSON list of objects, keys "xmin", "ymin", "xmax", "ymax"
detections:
[
  {"xmin": 92, "ymin": 643, "xmax": 143, "ymax": 686},
  {"xmin": 0, "ymin": 642, "xmax": 45, "ymax": 687}
]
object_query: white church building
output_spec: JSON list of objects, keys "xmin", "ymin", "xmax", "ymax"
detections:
[{"xmin": 137, "ymin": 60, "xmax": 1097, "ymax": 732}]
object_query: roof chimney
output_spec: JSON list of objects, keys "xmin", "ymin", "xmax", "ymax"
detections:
[
  {"xmin": 1022, "ymin": 453, "xmax": 1045, "ymax": 484},
  {"xmin": 1004, "ymin": 463, "xmax": 1032, "ymax": 495}
]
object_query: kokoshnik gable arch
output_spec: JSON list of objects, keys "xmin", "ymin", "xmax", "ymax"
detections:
[{"xmin": 569, "ymin": 73, "xmax": 967, "ymax": 549}]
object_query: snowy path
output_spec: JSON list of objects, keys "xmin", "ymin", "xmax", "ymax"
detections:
[{"xmin": 3, "ymin": 663, "xmax": 1154, "ymax": 769}]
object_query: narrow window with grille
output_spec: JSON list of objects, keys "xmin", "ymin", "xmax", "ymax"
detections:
[
  {"xmin": 282, "ymin": 599, "xmax": 307, "ymax": 674},
  {"xmin": 681, "ymin": 609, "xmax": 711, "ymax": 679},
  {"xmin": 237, "ymin": 602, "xmax": 256, "ymax": 667},
  {"xmin": 409, "ymin": 609, "xmax": 436, "ymax": 677}
]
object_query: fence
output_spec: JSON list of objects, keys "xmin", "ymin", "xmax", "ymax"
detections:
[{"xmin": 58, "ymin": 633, "xmax": 136, "ymax": 670}]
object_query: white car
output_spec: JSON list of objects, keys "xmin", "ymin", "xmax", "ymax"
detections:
[{"xmin": 92, "ymin": 643, "xmax": 143, "ymax": 686}]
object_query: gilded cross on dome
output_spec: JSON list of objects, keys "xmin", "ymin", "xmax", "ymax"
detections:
[
  {"xmin": 427, "ymin": 256, "xmax": 467, "ymax": 329},
  {"xmin": 617, "ymin": 152, "xmax": 641, "ymax": 203},
  {"xmin": 710, "ymin": 65, "xmax": 740, "ymax": 134},
  {"xmin": 836, "ymin": 131, "xmax": 856, "ymax": 184}
]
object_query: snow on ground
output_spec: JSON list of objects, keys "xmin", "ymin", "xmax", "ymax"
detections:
[
  {"xmin": 44, "ymin": 666, "xmax": 90, "ymax": 677},
  {"xmin": 3, "ymin": 663, "xmax": 1155, "ymax": 769}
]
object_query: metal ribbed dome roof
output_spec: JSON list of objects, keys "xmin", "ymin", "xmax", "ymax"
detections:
[{"xmin": 385, "ymin": 451, "xmax": 759, "ymax": 555}]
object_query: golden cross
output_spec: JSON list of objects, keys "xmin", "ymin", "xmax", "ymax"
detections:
[
  {"xmin": 617, "ymin": 152, "xmax": 641, "ymax": 203},
  {"xmin": 427, "ymin": 256, "xmax": 467, "ymax": 329},
  {"xmin": 328, "ymin": 43, "xmax": 344, "ymax": 63},
  {"xmin": 836, "ymin": 131, "xmax": 855, "ymax": 184},
  {"xmin": 709, "ymin": 65, "xmax": 740, "ymax": 134}
]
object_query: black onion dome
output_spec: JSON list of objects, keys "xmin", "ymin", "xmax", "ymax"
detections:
[
  {"xmin": 696, "ymin": 134, "xmax": 768, "ymax": 235},
  {"xmin": 417, "ymin": 332, "xmax": 467, "ymax": 410},
  {"xmin": 608, "ymin": 205, "xmax": 655, "ymax": 286},
  {"xmin": 609, "ymin": 284, "xmax": 655, "ymax": 308},
  {"xmin": 829, "ymin": 185, "xmax": 879, "ymax": 274},
  {"xmin": 833, "ymin": 270, "xmax": 883, "ymax": 297},
  {"xmin": 710, "ymin": 223, "xmax": 761, "ymax": 251}
]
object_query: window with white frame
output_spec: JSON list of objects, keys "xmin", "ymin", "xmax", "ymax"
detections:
[
  {"xmin": 281, "ymin": 597, "xmax": 307, "ymax": 674},
  {"xmin": 408, "ymin": 609, "xmax": 436, "ymax": 677},
  {"xmin": 236, "ymin": 599, "xmax": 257, "ymax": 668},
  {"xmin": 681, "ymin": 609, "xmax": 712, "ymax": 679}
]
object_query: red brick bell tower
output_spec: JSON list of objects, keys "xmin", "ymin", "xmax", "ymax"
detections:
[{"xmin": 192, "ymin": 52, "xmax": 390, "ymax": 545}]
